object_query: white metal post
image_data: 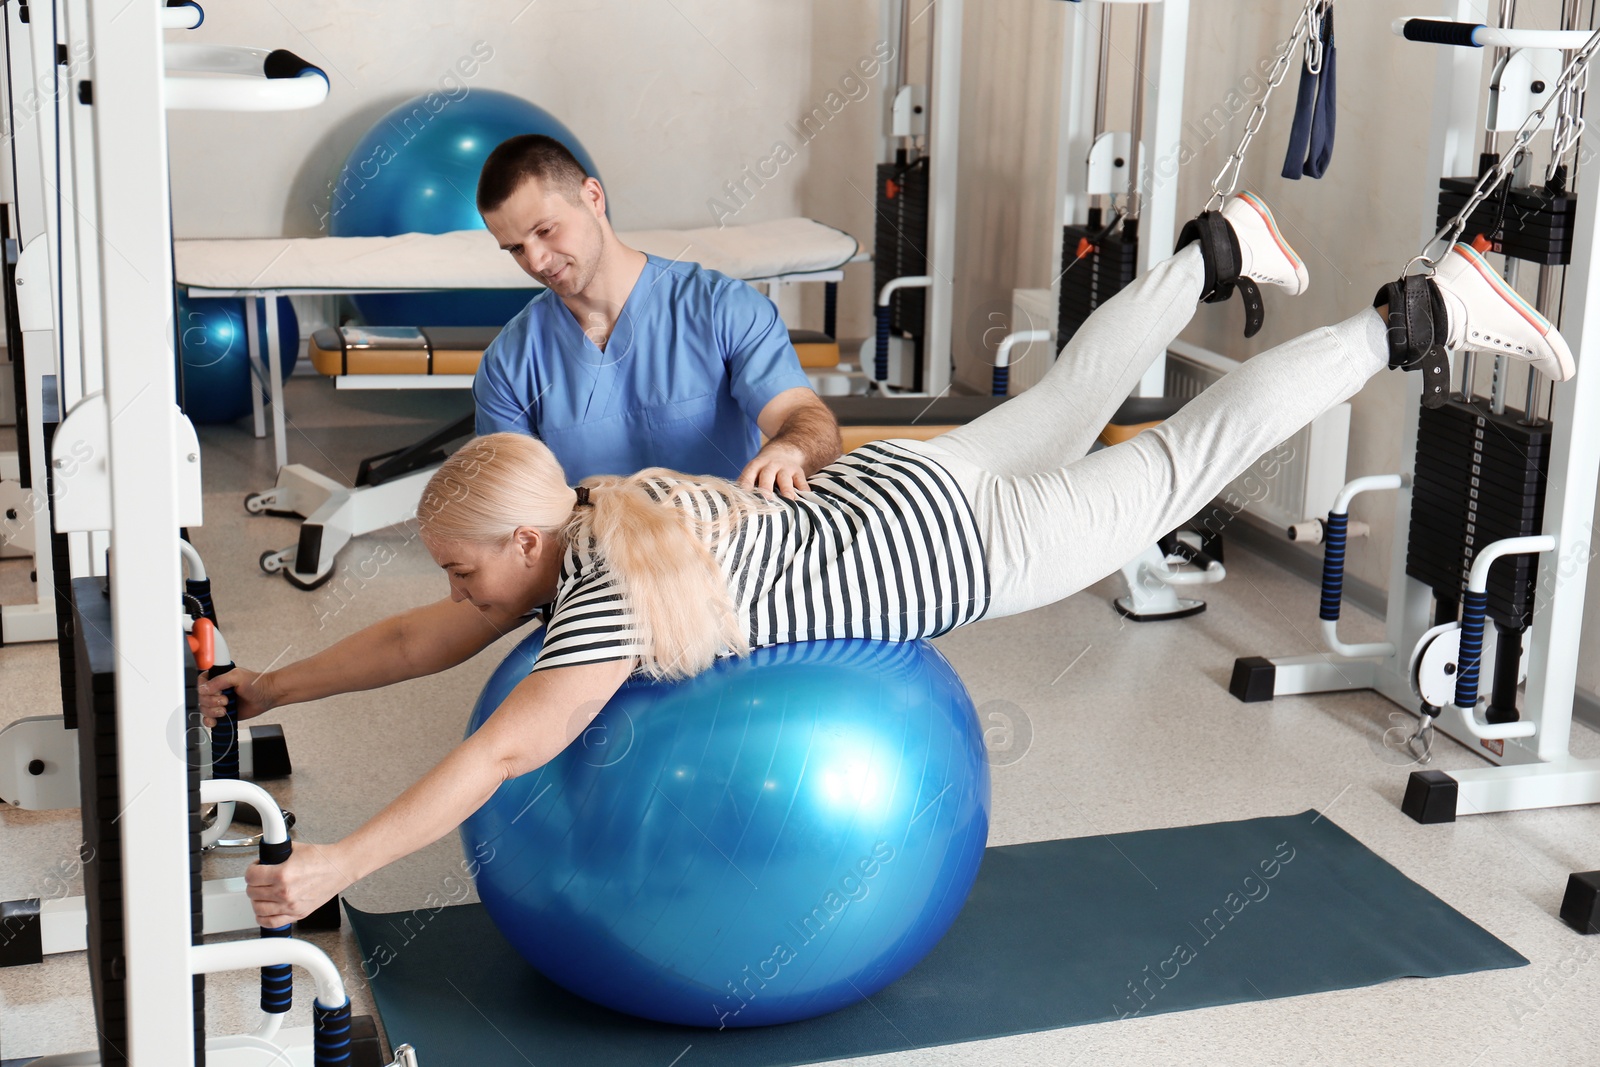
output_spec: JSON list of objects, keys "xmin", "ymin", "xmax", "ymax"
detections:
[
  {"xmin": 37, "ymin": 3, "xmax": 82, "ymax": 411},
  {"xmin": 264, "ymin": 292, "xmax": 288, "ymax": 471},
  {"xmin": 65, "ymin": 0, "xmax": 103, "ymax": 403},
  {"xmin": 878, "ymin": 0, "xmax": 905, "ymax": 165},
  {"xmin": 0, "ymin": 1, "xmax": 61, "ymax": 643},
  {"xmin": 1133, "ymin": 0, "xmax": 1189, "ymax": 397},
  {"xmin": 86, "ymin": 0, "xmax": 197, "ymax": 1055},
  {"xmin": 1523, "ymin": 161, "xmax": 1600, "ymax": 765},
  {"xmin": 922, "ymin": 0, "xmax": 962, "ymax": 397},
  {"xmin": 1053, "ymin": 2, "xmax": 1105, "ymax": 293}
]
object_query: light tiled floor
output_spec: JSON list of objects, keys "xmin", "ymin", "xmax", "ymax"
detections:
[{"xmin": 3, "ymin": 375, "xmax": 1599, "ymax": 1066}]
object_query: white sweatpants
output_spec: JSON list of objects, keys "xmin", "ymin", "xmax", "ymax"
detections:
[{"xmin": 904, "ymin": 243, "xmax": 1389, "ymax": 620}]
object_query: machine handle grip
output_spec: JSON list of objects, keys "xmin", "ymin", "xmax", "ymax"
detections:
[
  {"xmin": 188, "ymin": 617, "xmax": 216, "ymax": 671},
  {"xmin": 256, "ymin": 836, "xmax": 294, "ymax": 1013},
  {"xmin": 1399, "ymin": 19, "xmax": 1482, "ymax": 47},
  {"xmin": 313, "ymin": 999, "xmax": 354, "ymax": 1065},
  {"xmin": 1454, "ymin": 589, "xmax": 1489, "ymax": 710},
  {"xmin": 208, "ymin": 660, "xmax": 242, "ymax": 782},
  {"xmin": 1318, "ymin": 512, "xmax": 1348, "ymax": 622}
]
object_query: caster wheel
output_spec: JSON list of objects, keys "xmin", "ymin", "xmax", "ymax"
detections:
[
  {"xmin": 244, "ymin": 492, "xmax": 272, "ymax": 515},
  {"xmin": 259, "ymin": 549, "xmax": 290, "ymax": 575}
]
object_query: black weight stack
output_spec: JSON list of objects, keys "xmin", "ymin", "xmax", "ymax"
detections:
[
  {"xmin": 874, "ymin": 156, "xmax": 929, "ymax": 382},
  {"xmin": 1058, "ymin": 216, "xmax": 1139, "ymax": 345},
  {"xmin": 1436, "ymin": 176, "xmax": 1577, "ymax": 266},
  {"xmin": 1406, "ymin": 399, "xmax": 1551, "ymax": 627}
]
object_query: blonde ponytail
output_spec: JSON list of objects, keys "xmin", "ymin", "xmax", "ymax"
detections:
[{"xmin": 419, "ymin": 434, "xmax": 778, "ymax": 680}]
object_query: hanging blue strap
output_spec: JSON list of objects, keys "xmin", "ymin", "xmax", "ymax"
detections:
[{"xmin": 1282, "ymin": 8, "xmax": 1337, "ymax": 180}]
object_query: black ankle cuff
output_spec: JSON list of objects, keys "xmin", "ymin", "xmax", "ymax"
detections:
[
  {"xmin": 1376, "ymin": 274, "xmax": 1452, "ymax": 407},
  {"xmin": 1177, "ymin": 211, "xmax": 1263, "ymax": 338},
  {"xmin": 1176, "ymin": 211, "xmax": 1239, "ymax": 303}
]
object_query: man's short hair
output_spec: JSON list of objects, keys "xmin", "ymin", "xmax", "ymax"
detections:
[{"xmin": 476, "ymin": 134, "xmax": 592, "ymax": 214}]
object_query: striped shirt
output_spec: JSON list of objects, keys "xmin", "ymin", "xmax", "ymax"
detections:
[{"xmin": 532, "ymin": 441, "xmax": 991, "ymax": 672}]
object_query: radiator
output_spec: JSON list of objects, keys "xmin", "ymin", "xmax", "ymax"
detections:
[{"xmin": 1165, "ymin": 340, "xmax": 1351, "ymax": 532}]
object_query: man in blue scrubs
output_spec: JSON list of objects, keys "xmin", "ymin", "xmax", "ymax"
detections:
[{"xmin": 473, "ymin": 135, "xmax": 841, "ymax": 498}]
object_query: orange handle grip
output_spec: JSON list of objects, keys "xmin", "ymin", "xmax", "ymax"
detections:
[{"xmin": 190, "ymin": 617, "xmax": 216, "ymax": 672}]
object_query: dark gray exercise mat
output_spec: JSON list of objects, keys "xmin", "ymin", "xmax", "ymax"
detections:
[{"xmin": 347, "ymin": 811, "xmax": 1525, "ymax": 1066}]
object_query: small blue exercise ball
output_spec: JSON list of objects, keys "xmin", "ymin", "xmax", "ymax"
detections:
[
  {"xmin": 329, "ymin": 90, "xmax": 601, "ymax": 327},
  {"xmin": 462, "ymin": 632, "xmax": 990, "ymax": 1028},
  {"xmin": 175, "ymin": 292, "xmax": 298, "ymax": 425}
]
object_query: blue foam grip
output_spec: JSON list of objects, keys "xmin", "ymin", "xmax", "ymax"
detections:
[
  {"xmin": 314, "ymin": 998, "xmax": 354, "ymax": 1065},
  {"xmin": 1455, "ymin": 588, "xmax": 1489, "ymax": 710},
  {"xmin": 991, "ymin": 365, "xmax": 1009, "ymax": 397},
  {"xmin": 1401, "ymin": 20, "xmax": 1482, "ymax": 47},
  {"xmin": 1318, "ymin": 512, "xmax": 1348, "ymax": 622},
  {"xmin": 875, "ymin": 306, "xmax": 891, "ymax": 382},
  {"xmin": 261, "ymin": 924, "xmax": 294, "ymax": 1013}
]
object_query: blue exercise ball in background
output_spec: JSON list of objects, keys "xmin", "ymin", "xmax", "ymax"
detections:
[
  {"xmin": 329, "ymin": 90, "xmax": 601, "ymax": 327},
  {"xmin": 461, "ymin": 631, "xmax": 991, "ymax": 1028},
  {"xmin": 175, "ymin": 292, "xmax": 298, "ymax": 425}
]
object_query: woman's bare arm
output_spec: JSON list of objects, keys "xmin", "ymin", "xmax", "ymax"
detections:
[
  {"xmin": 200, "ymin": 596, "xmax": 530, "ymax": 723},
  {"xmin": 242, "ymin": 656, "xmax": 635, "ymax": 925}
]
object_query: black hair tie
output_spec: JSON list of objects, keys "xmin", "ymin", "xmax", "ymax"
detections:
[{"xmin": 573, "ymin": 485, "xmax": 592, "ymax": 507}]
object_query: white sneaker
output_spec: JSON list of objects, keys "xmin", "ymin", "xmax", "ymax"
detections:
[
  {"xmin": 1222, "ymin": 192, "xmax": 1309, "ymax": 296},
  {"xmin": 1433, "ymin": 243, "xmax": 1574, "ymax": 381}
]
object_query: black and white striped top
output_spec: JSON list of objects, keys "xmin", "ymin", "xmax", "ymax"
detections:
[{"xmin": 532, "ymin": 441, "xmax": 991, "ymax": 672}]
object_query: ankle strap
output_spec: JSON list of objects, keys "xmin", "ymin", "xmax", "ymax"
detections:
[
  {"xmin": 1176, "ymin": 211, "xmax": 1265, "ymax": 338},
  {"xmin": 1375, "ymin": 275, "xmax": 1451, "ymax": 408}
]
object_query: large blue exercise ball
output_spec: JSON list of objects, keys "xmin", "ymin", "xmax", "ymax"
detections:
[
  {"xmin": 461, "ymin": 631, "xmax": 991, "ymax": 1028},
  {"xmin": 175, "ymin": 292, "xmax": 298, "ymax": 425},
  {"xmin": 329, "ymin": 90, "xmax": 601, "ymax": 328}
]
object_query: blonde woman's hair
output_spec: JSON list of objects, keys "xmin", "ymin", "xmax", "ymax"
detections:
[{"xmin": 417, "ymin": 433, "xmax": 778, "ymax": 680}]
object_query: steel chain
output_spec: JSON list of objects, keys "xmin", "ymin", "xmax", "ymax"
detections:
[{"xmin": 1204, "ymin": 0, "xmax": 1329, "ymax": 211}]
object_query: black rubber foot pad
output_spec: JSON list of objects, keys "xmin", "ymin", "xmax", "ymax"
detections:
[
  {"xmin": 248, "ymin": 724, "xmax": 293, "ymax": 779},
  {"xmin": 0, "ymin": 898, "xmax": 42, "ymax": 967},
  {"xmin": 1560, "ymin": 871, "xmax": 1600, "ymax": 934},
  {"xmin": 1402, "ymin": 769, "xmax": 1459, "ymax": 824},
  {"xmin": 297, "ymin": 894, "xmax": 343, "ymax": 932},
  {"xmin": 1229, "ymin": 657, "xmax": 1277, "ymax": 703},
  {"xmin": 351, "ymin": 1013, "xmax": 385, "ymax": 1067}
]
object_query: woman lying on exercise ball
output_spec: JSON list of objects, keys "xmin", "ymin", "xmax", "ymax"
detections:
[{"xmin": 202, "ymin": 192, "xmax": 1574, "ymax": 927}]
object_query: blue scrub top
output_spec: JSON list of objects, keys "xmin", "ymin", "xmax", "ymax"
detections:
[{"xmin": 472, "ymin": 255, "xmax": 812, "ymax": 482}]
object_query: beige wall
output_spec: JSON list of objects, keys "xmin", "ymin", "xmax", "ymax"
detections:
[{"xmin": 166, "ymin": 2, "xmax": 813, "ymax": 238}]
